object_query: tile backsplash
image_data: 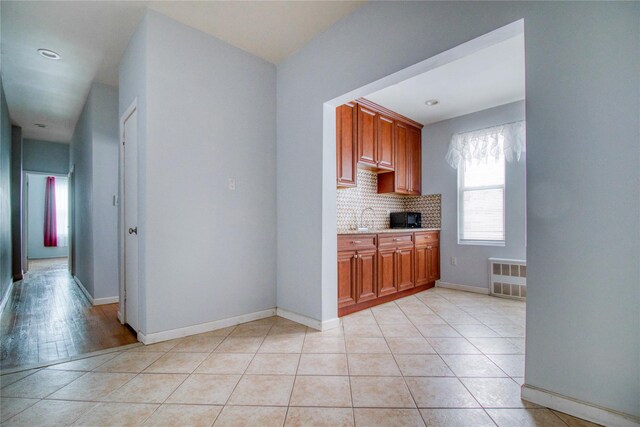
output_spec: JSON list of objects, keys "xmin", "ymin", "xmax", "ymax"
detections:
[{"xmin": 337, "ymin": 169, "xmax": 441, "ymax": 230}]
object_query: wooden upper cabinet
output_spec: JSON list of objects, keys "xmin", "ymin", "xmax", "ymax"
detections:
[
  {"xmin": 376, "ymin": 114, "xmax": 395, "ymax": 171},
  {"xmin": 408, "ymin": 125, "xmax": 422, "ymax": 195},
  {"xmin": 337, "ymin": 98, "xmax": 423, "ymax": 193},
  {"xmin": 395, "ymin": 122, "xmax": 409, "ymax": 193},
  {"xmin": 336, "ymin": 103, "xmax": 357, "ymax": 188},
  {"xmin": 378, "ymin": 122, "xmax": 422, "ymax": 195},
  {"xmin": 357, "ymin": 104, "xmax": 377, "ymax": 167}
]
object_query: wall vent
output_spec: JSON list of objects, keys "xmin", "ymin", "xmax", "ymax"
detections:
[{"xmin": 489, "ymin": 258, "xmax": 526, "ymax": 300}]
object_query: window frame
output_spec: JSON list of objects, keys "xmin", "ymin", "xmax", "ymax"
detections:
[{"xmin": 457, "ymin": 155, "xmax": 506, "ymax": 247}]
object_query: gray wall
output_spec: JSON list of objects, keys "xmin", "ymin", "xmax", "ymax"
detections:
[
  {"xmin": 90, "ymin": 84, "xmax": 120, "ymax": 301},
  {"xmin": 0, "ymin": 77, "xmax": 12, "ymax": 305},
  {"xmin": 26, "ymin": 173, "xmax": 68, "ymax": 259},
  {"xmin": 69, "ymin": 82, "xmax": 120, "ymax": 300},
  {"xmin": 120, "ymin": 11, "xmax": 277, "ymax": 335},
  {"xmin": 276, "ymin": 1, "xmax": 639, "ymax": 418},
  {"xmin": 119, "ymin": 13, "xmax": 148, "ymax": 330},
  {"xmin": 423, "ymin": 101, "xmax": 526, "ymax": 290},
  {"xmin": 70, "ymin": 85, "xmax": 94, "ymax": 297},
  {"xmin": 10, "ymin": 126, "xmax": 22, "ymax": 278},
  {"xmin": 23, "ymin": 139, "xmax": 69, "ymax": 175}
]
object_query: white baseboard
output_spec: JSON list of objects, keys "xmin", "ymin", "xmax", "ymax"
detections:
[
  {"xmin": 521, "ymin": 384, "xmax": 640, "ymax": 427},
  {"xmin": 93, "ymin": 296, "xmax": 119, "ymax": 305},
  {"xmin": 139, "ymin": 308, "xmax": 277, "ymax": 344},
  {"xmin": 436, "ymin": 280, "xmax": 490, "ymax": 295},
  {"xmin": 74, "ymin": 276, "xmax": 93, "ymax": 304},
  {"xmin": 0, "ymin": 279, "xmax": 14, "ymax": 315},
  {"xmin": 73, "ymin": 276, "xmax": 118, "ymax": 306},
  {"xmin": 276, "ymin": 307, "xmax": 340, "ymax": 331}
]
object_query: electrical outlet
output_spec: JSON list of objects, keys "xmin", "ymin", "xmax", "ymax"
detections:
[
  {"xmin": 227, "ymin": 178, "xmax": 236, "ymax": 191},
  {"xmin": 450, "ymin": 256, "xmax": 457, "ymax": 266}
]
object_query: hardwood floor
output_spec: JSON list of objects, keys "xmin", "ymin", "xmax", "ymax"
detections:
[{"xmin": 0, "ymin": 259, "xmax": 137, "ymax": 370}]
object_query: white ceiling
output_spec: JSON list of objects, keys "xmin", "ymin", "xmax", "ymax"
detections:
[
  {"xmin": 365, "ymin": 34, "xmax": 525, "ymax": 126},
  {"xmin": 0, "ymin": 1, "xmax": 364, "ymax": 142}
]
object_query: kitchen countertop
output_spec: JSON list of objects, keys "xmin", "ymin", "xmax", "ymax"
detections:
[{"xmin": 338, "ymin": 228, "xmax": 440, "ymax": 235}]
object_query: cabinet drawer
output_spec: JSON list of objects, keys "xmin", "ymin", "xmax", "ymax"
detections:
[
  {"xmin": 338, "ymin": 235, "xmax": 377, "ymax": 251},
  {"xmin": 378, "ymin": 233, "xmax": 414, "ymax": 249},
  {"xmin": 415, "ymin": 231, "xmax": 439, "ymax": 246}
]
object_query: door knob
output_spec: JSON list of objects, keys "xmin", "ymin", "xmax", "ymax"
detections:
[{"xmin": 128, "ymin": 227, "xmax": 138, "ymax": 235}]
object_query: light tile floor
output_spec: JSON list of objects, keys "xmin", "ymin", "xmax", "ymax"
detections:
[{"xmin": 0, "ymin": 288, "xmax": 601, "ymax": 426}]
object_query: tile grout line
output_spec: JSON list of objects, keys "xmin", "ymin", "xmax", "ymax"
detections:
[{"xmin": 371, "ymin": 302, "xmax": 423, "ymax": 417}]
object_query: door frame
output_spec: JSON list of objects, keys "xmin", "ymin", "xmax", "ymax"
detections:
[
  {"xmin": 68, "ymin": 165, "xmax": 75, "ymax": 276},
  {"xmin": 22, "ymin": 170, "xmax": 70, "ymax": 271},
  {"xmin": 118, "ymin": 99, "xmax": 138, "ymax": 327}
]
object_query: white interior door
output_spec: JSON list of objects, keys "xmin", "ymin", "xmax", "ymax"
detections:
[{"xmin": 123, "ymin": 109, "xmax": 139, "ymax": 332}]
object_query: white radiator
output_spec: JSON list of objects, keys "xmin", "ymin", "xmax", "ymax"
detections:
[{"xmin": 489, "ymin": 258, "xmax": 526, "ymax": 300}]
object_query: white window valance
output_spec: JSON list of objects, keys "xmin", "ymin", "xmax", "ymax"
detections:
[{"xmin": 445, "ymin": 121, "xmax": 526, "ymax": 169}]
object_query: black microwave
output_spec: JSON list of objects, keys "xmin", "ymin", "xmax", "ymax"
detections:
[{"xmin": 390, "ymin": 212, "xmax": 422, "ymax": 229}]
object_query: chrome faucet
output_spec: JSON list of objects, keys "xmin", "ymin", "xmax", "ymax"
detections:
[{"xmin": 359, "ymin": 207, "xmax": 375, "ymax": 230}]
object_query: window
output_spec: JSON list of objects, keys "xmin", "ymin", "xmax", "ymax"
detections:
[
  {"xmin": 458, "ymin": 149, "xmax": 505, "ymax": 245},
  {"xmin": 55, "ymin": 178, "xmax": 69, "ymax": 247}
]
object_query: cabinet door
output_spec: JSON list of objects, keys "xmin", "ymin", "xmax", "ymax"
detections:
[
  {"xmin": 376, "ymin": 114, "xmax": 395, "ymax": 171},
  {"xmin": 356, "ymin": 250, "xmax": 377, "ymax": 303},
  {"xmin": 338, "ymin": 250, "xmax": 357, "ymax": 308},
  {"xmin": 394, "ymin": 122, "xmax": 409, "ymax": 193},
  {"xmin": 415, "ymin": 245, "xmax": 429, "ymax": 286},
  {"xmin": 377, "ymin": 249, "xmax": 397, "ymax": 297},
  {"xmin": 427, "ymin": 244, "xmax": 440, "ymax": 283},
  {"xmin": 408, "ymin": 125, "xmax": 422, "ymax": 195},
  {"xmin": 336, "ymin": 103, "xmax": 357, "ymax": 187},
  {"xmin": 396, "ymin": 248, "xmax": 415, "ymax": 291},
  {"xmin": 357, "ymin": 104, "xmax": 377, "ymax": 167}
]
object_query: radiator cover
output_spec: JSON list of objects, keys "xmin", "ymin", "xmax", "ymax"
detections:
[{"xmin": 489, "ymin": 258, "xmax": 526, "ymax": 300}]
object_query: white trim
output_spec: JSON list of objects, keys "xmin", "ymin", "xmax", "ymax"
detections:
[
  {"xmin": 74, "ymin": 276, "xmax": 93, "ymax": 304},
  {"xmin": 93, "ymin": 296, "xmax": 119, "ymax": 305},
  {"xmin": 321, "ymin": 317, "xmax": 341, "ymax": 331},
  {"xmin": 138, "ymin": 308, "xmax": 277, "ymax": 344},
  {"xmin": 436, "ymin": 280, "xmax": 490, "ymax": 295},
  {"xmin": 276, "ymin": 308, "xmax": 341, "ymax": 331},
  {"xmin": 119, "ymin": 98, "xmax": 137, "ymax": 330},
  {"xmin": 0, "ymin": 280, "xmax": 14, "ymax": 315},
  {"xmin": 521, "ymin": 384, "xmax": 640, "ymax": 427},
  {"xmin": 73, "ymin": 276, "xmax": 118, "ymax": 306}
]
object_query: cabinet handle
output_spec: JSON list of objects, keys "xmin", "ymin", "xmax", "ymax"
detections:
[
  {"xmin": 427, "ymin": 245, "xmax": 432, "ymax": 249},
  {"xmin": 393, "ymin": 238, "xmax": 399, "ymax": 241},
  {"xmin": 351, "ymin": 240, "xmax": 361, "ymax": 244},
  {"xmin": 354, "ymin": 254, "xmax": 358, "ymax": 259}
]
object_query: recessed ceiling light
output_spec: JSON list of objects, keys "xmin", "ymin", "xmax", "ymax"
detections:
[
  {"xmin": 37, "ymin": 49, "xmax": 61, "ymax": 60},
  {"xmin": 34, "ymin": 123, "xmax": 46, "ymax": 128},
  {"xmin": 425, "ymin": 99, "xmax": 439, "ymax": 106}
]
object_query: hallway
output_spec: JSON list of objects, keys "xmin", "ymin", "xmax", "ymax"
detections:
[{"xmin": 0, "ymin": 260, "xmax": 137, "ymax": 371}]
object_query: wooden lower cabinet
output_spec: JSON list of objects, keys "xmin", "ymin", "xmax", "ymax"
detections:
[
  {"xmin": 377, "ymin": 249, "xmax": 397, "ymax": 297},
  {"xmin": 337, "ymin": 250, "xmax": 357, "ymax": 308},
  {"xmin": 415, "ymin": 231, "xmax": 440, "ymax": 287},
  {"xmin": 338, "ymin": 231, "xmax": 439, "ymax": 316},
  {"xmin": 427, "ymin": 243, "xmax": 440, "ymax": 283},
  {"xmin": 356, "ymin": 249, "xmax": 377, "ymax": 303},
  {"xmin": 396, "ymin": 247, "xmax": 415, "ymax": 292}
]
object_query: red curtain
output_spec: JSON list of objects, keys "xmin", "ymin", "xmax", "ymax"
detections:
[{"xmin": 44, "ymin": 176, "xmax": 58, "ymax": 247}]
